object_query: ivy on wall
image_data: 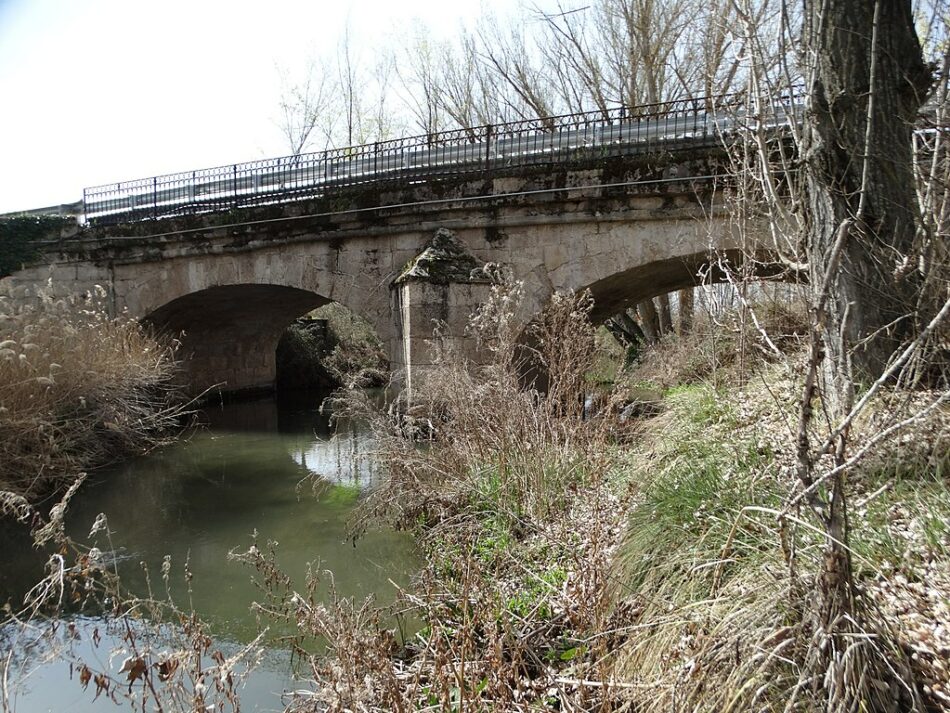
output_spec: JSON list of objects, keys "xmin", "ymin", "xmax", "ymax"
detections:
[{"xmin": 0, "ymin": 216, "xmax": 71, "ymax": 278}]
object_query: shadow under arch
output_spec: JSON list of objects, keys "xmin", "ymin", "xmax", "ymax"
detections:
[
  {"xmin": 516, "ymin": 249, "xmax": 797, "ymax": 390},
  {"xmin": 582, "ymin": 249, "xmax": 792, "ymax": 324},
  {"xmin": 144, "ymin": 284, "xmax": 330, "ymax": 396}
]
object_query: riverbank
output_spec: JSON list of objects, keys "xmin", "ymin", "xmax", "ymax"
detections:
[
  {"xmin": 1, "ymin": 280, "xmax": 946, "ymax": 712},
  {"xmin": 278, "ymin": 285, "xmax": 949, "ymax": 711}
]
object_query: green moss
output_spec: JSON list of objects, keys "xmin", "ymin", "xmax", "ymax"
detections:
[
  {"xmin": 321, "ymin": 483, "xmax": 362, "ymax": 507},
  {"xmin": 395, "ymin": 228, "xmax": 487, "ymax": 285}
]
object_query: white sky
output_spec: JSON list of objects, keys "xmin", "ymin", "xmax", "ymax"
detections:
[{"xmin": 0, "ymin": 0, "xmax": 524, "ymax": 213}]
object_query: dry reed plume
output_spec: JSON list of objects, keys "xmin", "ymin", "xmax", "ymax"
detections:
[{"xmin": 0, "ymin": 278, "xmax": 183, "ymax": 500}]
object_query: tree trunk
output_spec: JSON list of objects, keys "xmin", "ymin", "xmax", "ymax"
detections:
[
  {"xmin": 605, "ymin": 311, "xmax": 645, "ymax": 348},
  {"xmin": 636, "ymin": 299, "xmax": 661, "ymax": 344},
  {"xmin": 800, "ymin": 0, "xmax": 930, "ymax": 703},
  {"xmin": 802, "ymin": 0, "xmax": 930, "ymax": 385},
  {"xmin": 677, "ymin": 288, "xmax": 694, "ymax": 334},
  {"xmin": 656, "ymin": 293, "xmax": 673, "ymax": 335}
]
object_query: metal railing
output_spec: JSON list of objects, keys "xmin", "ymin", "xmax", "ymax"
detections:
[{"xmin": 82, "ymin": 91, "xmax": 803, "ymax": 225}]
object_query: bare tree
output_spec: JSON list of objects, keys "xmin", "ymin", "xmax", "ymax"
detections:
[
  {"xmin": 475, "ymin": 16, "xmax": 559, "ymax": 121},
  {"xmin": 794, "ymin": 3, "xmax": 931, "ymax": 681},
  {"xmin": 395, "ymin": 26, "xmax": 448, "ymax": 137},
  {"xmin": 277, "ymin": 63, "xmax": 335, "ymax": 155},
  {"xmin": 724, "ymin": 0, "xmax": 947, "ymax": 707}
]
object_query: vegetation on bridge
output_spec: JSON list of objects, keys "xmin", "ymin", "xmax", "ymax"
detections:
[{"xmin": 0, "ymin": 215, "xmax": 72, "ymax": 279}]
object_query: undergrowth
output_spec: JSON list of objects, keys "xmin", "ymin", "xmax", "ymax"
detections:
[
  {"xmin": 310, "ymin": 302, "xmax": 388, "ymax": 387},
  {"xmin": 245, "ymin": 284, "xmax": 639, "ymax": 710},
  {"xmin": 612, "ymin": 359, "xmax": 950, "ymax": 711},
  {"xmin": 249, "ymin": 284, "xmax": 949, "ymax": 712}
]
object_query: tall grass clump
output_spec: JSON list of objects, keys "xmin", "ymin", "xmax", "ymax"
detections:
[
  {"xmin": 269, "ymin": 282, "xmax": 639, "ymax": 710},
  {"xmin": 610, "ymin": 353, "xmax": 950, "ymax": 711},
  {"xmin": 353, "ymin": 282, "xmax": 618, "ymax": 526},
  {"xmin": 0, "ymin": 279, "xmax": 182, "ymax": 500}
]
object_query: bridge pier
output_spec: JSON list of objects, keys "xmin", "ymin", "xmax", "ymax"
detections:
[{"xmin": 390, "ymin": 229, "xmax": 492, "ymax": 401}]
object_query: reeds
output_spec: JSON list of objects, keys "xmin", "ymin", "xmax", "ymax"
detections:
[{"xmin": 0, "ymin": 279, "xmax": 183, "ymax": 499}]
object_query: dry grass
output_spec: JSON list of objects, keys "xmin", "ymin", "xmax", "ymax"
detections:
[
  {"xmin": 0, "ymin": 278, "xmax": 183, "ymax": 500},
  {"xmin": 626, "ymin": 285, "xmax": 810, "ymax": 391},
  {"xmin": 252, "ymin": 286, "xmax": 949, "ymax": 712},
  {"xmin": 261, "ymin": 284, "xmax": 640, "ymax": 711},
  {"xmin": 609, "ymin": 358, "xmax": 950, "ymax": 712},
  {"xmin": 273, "ymin": 285, "xmax": 948, "ymax": 712},
  {"xmin": 0, "ymin": 280, "xmax": 261, "ymax": 712}
]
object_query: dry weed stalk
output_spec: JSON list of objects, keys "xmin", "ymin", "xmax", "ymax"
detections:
[
  {"xmin": 0, "ymin": 278, "xmax": 253, "ymax": 711},
  {"xmin": 0, "ymin": 481, "xmax": 262, "ymax": 713},
  {"xmin": 270, "ymin": 284, "xmax": 639, "ymax": 711},
  {"xmin": 0, "ymin": 278, "xmax": 185, "ymax": 500}
]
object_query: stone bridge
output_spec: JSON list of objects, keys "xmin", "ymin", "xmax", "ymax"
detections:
[
  {"xmin": 5, "ymin": 94, "xmax": 801, "ymax": 395},
  {"xmin": 5, "ymin": 165, "xmax": 787, "ymax": 396}
]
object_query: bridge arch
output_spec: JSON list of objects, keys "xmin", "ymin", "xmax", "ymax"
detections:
[
  {"xmin": 580, "ymin": 249, "xmax": 788, "ymax": 324},
  {"xmin": 144, "ymin": 284, "xmax": 333, "ymax": 395}
]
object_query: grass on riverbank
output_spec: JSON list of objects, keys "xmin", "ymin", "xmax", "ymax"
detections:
[
  {"xmin": 0, "ymin": 279, "xmax": 183, "ymax": 500},
  {"xmin": 275, "ymin": 283, "xmax": 949, "ymax": 712},
  {"xmin": 610, "ymin": 360, "xmax": 949, "ymax": 710}
]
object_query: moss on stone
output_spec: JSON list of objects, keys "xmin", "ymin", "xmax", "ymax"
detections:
[{"xmin": 396, "ymin": 228, "xmax": 489, "ymax": 285}]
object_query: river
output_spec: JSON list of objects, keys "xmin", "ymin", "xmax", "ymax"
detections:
[{"xmin": 0, "ymin": 394, "xmax": 419, "ymax": 712}]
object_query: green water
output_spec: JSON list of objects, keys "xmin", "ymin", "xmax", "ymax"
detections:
[{"xmin": 0, "ymin": 395, "xmax": 419, "ymax": 712}]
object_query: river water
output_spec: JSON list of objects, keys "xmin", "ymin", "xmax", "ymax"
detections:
[{"xmin": 0, "ymin": 395, "xmax": 419, "ymax": 712}]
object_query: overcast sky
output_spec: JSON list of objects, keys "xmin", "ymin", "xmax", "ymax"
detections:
[{"xmin": 0, "ymin": 0, "xmax": 523, "ymax": 213}]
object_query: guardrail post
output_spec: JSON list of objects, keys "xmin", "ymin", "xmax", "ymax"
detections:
[
  {"xmin": 485, "ymin": 124, "xmax": 493, "ymax": 172},
  {"xmin": 152, "ymin": 177, "xmax": 158, "ymax": 219},
  {"xmin": 232, "ymin": 165, "xmax": 238, "ymax": 209}
]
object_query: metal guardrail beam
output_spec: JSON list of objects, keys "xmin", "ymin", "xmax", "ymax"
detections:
[{"xmin": 83, "ymin": 91, "xmax": 804, "ymax": 226}]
